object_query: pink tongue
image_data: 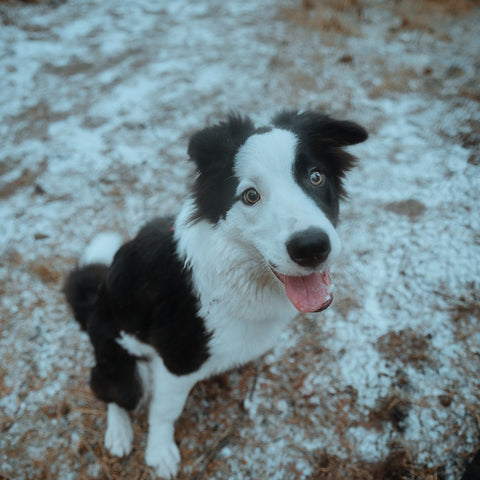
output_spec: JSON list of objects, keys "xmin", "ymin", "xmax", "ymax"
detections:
[{"xmin": 283, "ymin": 271, "xmax": 332, "ymax": 313}]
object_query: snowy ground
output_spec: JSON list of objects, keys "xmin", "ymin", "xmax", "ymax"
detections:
[{"xmin": 1, "ymin": 0, "xmax": 479, "ymax": 479}]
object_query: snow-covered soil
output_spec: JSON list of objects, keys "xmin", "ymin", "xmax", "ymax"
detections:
[{"xmin": 1, "ymin": 0, "xmax": 479, "ymax": 479}]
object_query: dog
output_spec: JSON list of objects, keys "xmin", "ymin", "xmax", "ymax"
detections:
[{"xmin": 65, "ymin": 110, "xmax": 368, "ymax": 478}]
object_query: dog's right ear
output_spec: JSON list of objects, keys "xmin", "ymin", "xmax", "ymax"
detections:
[
  {"xmin": 187, "ymin": 114, "xmax": 256, "ymax": 224},
  {"xmin": 187, "ymin": 113, "xmax": 256, "ymax": 172},
  {"xmin": 272, "ymin": 109, "xmax": 368, "ymax": 147}
]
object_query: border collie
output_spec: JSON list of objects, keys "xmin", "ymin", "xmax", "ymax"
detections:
[{"xmin": 65, "ymin": 110, "xmax": 367, "ymax": 478}]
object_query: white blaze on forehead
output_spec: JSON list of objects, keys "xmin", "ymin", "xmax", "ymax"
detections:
[{"xmin": 233, "ymin": 128, "xmax": 298, "ymax": 181}]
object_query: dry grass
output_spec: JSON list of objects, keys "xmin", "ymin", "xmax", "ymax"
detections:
[
  {"xmin": 9, "ymin": 316, "xmax": 450, "ymax": 480},
  {"xmin": 279, "ymin": 0, "xmax": 480, "ymax": 103},
  {"xmin": 280, "ymin": 0, "xmax": 478, "ymax": 35},
  {"xmin": 377, "ymin": 328, "xmax": 432, "ymax": 367},
  {"xmin": 0, "ymin": 158, "xmax": 48, "ymax": 199},
  {"xmin": 391, "ymin": 0, "xmax": 478, "ymax": 34},
  {"xmin": 279, "ymin": 0, "xmax": 363, "ymax": 36}
]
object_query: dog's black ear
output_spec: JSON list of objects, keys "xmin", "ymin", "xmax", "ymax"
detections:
[
  {"xmin": 272, "ymin": 110, "xmax": 368, "ymax": 147},
  {"xmin": 187, "ymin": 114, "xmax": 256, "ymax": 224},
  {"xmin": 273, "ymin": 110, "xmax": 368, "ymax": 198},
  {"xmin": 315, "ymin": 118, "xmax": 368, "ymax": 146},
  {"xmin": 188, "ymin": 113, "xmax": 256, "ymax": 172}
]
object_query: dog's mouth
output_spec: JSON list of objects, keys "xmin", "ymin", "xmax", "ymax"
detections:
[{"xmin": 272, "ymin": 269, "xmax": 334, "ymax": 313}]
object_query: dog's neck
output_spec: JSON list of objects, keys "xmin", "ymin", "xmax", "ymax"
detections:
[{"xmin": 174, "ymin": 197, "xmax": 283, "ymax": 304}]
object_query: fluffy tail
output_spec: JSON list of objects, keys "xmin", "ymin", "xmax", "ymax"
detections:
[{"xmin": 64, "ymin": 232, "xmax": 123, "ymax": 330}]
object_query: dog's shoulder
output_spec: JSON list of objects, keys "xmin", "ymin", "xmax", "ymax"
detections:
[
  {"xmin": 106, "ymin": 217, "xmax": 175, "ymax": 300},
  {"xmin": 102, "ymin": 217, "xmax": 212, "ymax": 375}
]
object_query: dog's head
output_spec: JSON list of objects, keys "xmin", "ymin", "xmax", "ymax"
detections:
[{"xmin": 187, "ymin": 110, "xmax": 368, "ymax": 313}]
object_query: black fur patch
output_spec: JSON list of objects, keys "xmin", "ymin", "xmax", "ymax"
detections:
[
  {"xmin": 255, "ymin": 126, "xmax": 272, "ymax": 135},
  {"xmin": 65, "ymin": 218, "xmax": 212, "ymax": 409},
  {"xmin": 272, "ymin": 110, "xmax": 368, "ymax": 200},
  {"xmin": 89, "ymin": 284, "xmax": 144, "ymax": 410},
  {"xmin": 64, "ymin": 263, "xmax": 108, "ymax": 331},
  {"xmin": 187, "ymin": 113, "xmax": 256, "ymax": 224},
  {"xmin": 103, "ymin": 217, "xmax": 212, "ymax": 375},
  {"xmin": 65, "ymin": 262, "xmax": 143, "ymax": 410},
  {"xmin": 293, "ymin": 150, "xmax": 341, "ymax": 224},
  {"xmin": 462, "ymin": 449, "xmax": 480, "ymax": 480}
]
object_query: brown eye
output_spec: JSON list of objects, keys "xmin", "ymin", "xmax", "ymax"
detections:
[
  {"xmin": 310, "ymin": 169, "xmax": 325, "ymax": 186},
  {"xmin": 242, "ymin": 188, "xmax": 261, "ymax": 205}
]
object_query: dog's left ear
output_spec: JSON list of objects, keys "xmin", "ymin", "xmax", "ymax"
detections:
[
  {"xmin": 272, "ymin": 110, "xmax": 368, "ymax": 147},
  {"xmin": 273, "ymin": 110, "xmax": 368, "ymax": 199},
  {"xmin": 317, "ymin": 118, "xmax": 368, "ymax": 147},
  {"xmin": 188, "ymin": 113, "xmax": 256, "ymax": 172}
]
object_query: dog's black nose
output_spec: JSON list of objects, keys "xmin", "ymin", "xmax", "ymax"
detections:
[{"xmin": 286, "ymin": 228, "xmax": 331, "ymax": 268}]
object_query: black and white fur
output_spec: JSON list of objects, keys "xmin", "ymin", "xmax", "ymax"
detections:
[{"xmin": 65, "ymin": 110, "xmax": 367, "ymax": 478}]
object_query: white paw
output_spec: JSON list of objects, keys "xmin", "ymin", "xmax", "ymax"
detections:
[
  {"xmin": 105, "ymin": 420, "xmax": 134, "ymax": 457},
  {"xmin": 104, "ymin": 405, "xmax": 134, "ymax": 457},
  {"xmin": 145, "ymin": 440, "xmax": 180, "ymax": 479}
]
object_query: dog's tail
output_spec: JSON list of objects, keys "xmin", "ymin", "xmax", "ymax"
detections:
[{"xmin": 64, "ymin": 232, "xmax": 123, "ymax": 330}]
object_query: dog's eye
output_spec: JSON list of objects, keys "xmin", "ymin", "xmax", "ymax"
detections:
[
  {"xmin": 242, "ymin": 188, "xmax": 261, "ymax": 205},
  {"xmin": 310, "ymin": 169, "xmax": 325, "ymax": 186}
]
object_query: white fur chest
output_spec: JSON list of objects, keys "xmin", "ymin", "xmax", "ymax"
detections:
[
  {"xmin": 198, "ymin": 280, "xmax": 295, "ymax": 378},
  {"xmin": 174, "ymin": 202, "xmax": 297, "ymax": 379}
]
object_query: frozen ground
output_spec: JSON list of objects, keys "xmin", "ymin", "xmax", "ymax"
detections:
[{"xmin": 0, "ymin": 0, "xmax": 479, "ymax": 479}]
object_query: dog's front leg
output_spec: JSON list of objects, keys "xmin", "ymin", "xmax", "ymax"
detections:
[
  {"xmin": 145, "ymin": 356, "xmax": 196, "ymax": 479},
  {"xmin": 105, "ymin": 402, "xmax": 134, "ymax": 457}
]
